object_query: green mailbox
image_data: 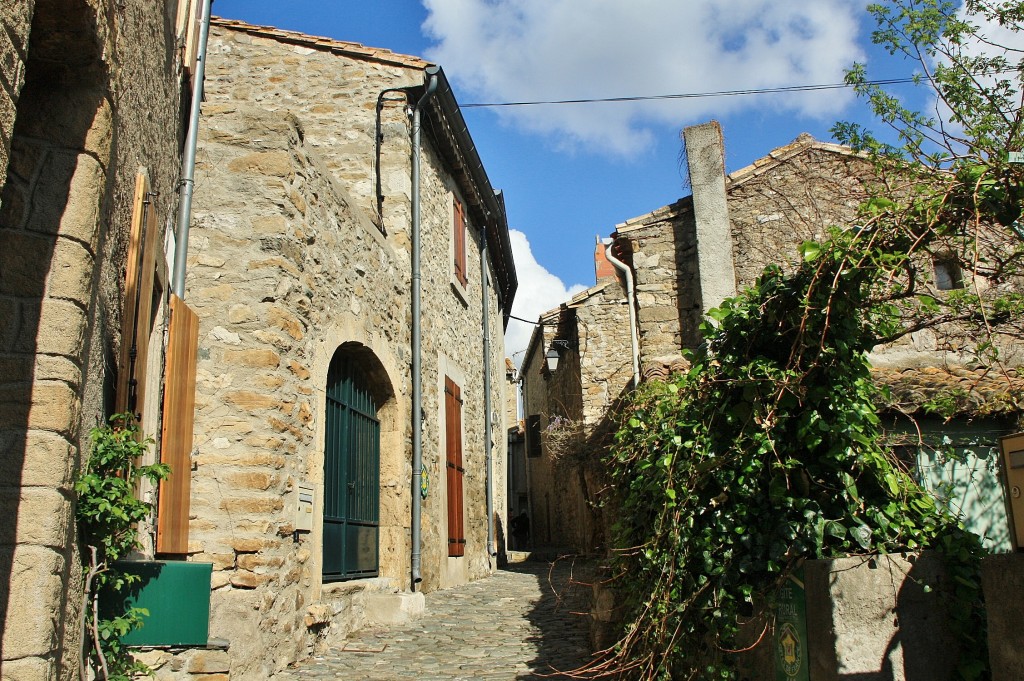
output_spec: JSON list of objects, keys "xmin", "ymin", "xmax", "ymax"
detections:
[{"xmin": 108, "ymin": 561, "xmax": 213, "ymax": 646}]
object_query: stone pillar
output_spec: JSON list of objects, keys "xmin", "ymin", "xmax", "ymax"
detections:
[{"xmin": 683, "ymin": 121, "xmax": 736, "ymax": 312}]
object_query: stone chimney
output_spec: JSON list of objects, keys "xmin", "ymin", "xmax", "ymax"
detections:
[
  {"xmin": 683, "ymin": 121, "xmax": 737, "ymax": 312},
  {"xmin": 594, "ymin": 236, "xmax": 617, "ymax": 283}
]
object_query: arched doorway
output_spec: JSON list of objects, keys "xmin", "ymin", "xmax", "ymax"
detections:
[{"xmin": 323, "ymin": 351, "xmax": 381, "ymax": 581}]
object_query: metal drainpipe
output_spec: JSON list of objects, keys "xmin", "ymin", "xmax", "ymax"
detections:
[
  {"xmin": 172, "ymin": 0, "xmax": 213, "ymax": 299},
  {"xmin": 480, "ymin": 225, "xmax": 495, "ymax": 559},
  {"xmin": 606, "ymin": 243, "xmax": 640, "ymax": 386},
  {"xmin": 410, "ymin": 66, "xmax": 440, "ymax": 589}
]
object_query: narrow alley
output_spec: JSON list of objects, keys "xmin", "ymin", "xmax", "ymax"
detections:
[{"xmin": 278, "ymin": 560, "xmax": 597, "ymax": 680}]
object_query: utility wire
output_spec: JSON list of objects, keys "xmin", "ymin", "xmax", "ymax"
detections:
[
  {"xmin": 461, "ymin": 73, "xmax": 1000, "ymax": 108},
  {"xmin": 508, "ymin": 313, "xmax": 549, "ymax": 326}
]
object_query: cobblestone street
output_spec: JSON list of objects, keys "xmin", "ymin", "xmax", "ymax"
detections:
[{"xmin": 278, "ymin": 560, "xmax": 596, "ymax": 680}]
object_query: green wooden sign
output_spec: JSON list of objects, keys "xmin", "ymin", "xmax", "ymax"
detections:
[{"xmin": 775, "ymin": 569, "xmax": 810, "ymax": 681}]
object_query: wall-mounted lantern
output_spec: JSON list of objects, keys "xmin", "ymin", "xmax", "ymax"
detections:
[{"xmin": 545, "ymin": 339, "xmax": 571, "ymax": 373}]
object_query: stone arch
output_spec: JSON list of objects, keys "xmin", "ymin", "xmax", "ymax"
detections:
[
  {"xmin": 0, "ymin": 0, "xmax": 112, "ymax": 675},
  {"xmin": 310, "ymin": 328, "xmax": 408, "ymax": 590}
]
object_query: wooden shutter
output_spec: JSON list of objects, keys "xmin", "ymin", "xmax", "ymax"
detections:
[
  {"xmin": 445, "ymin": 377, "xmax": 466, "ymax": 557},
  {"xmin": 453, "ymin": 198, "xmax": 467, "ymax": 287},
  {"xmin": 176, "ymin": 0, "xmax": 202, "ymax": 81},
  {"xmin": 526, "ymin": 414, "xmax": 542, "ymax": 458},
  {"xmin": 116, "ymin": 169, "xmax": 159, "ymax": 417},
  {"xmin": 156, "ymin": 294, "xmax": 199, "ymax": 555}
]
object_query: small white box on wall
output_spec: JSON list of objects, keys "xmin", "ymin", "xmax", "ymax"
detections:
[{"xmin": 295, "ymin": 482, "xmax": 315, "ymax": 532}]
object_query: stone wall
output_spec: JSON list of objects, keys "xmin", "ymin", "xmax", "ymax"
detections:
[
  {"xmin": 186, "ymin": 24, "xmax": 508, "ymax": 679},
  {"xmin": 618, "ymin": 201, "xmax": 701, "ymax": 362},
  {"xmin": 727, "ymin": 143, "xmax": 874, "ymax": 290},
  {"xmin": 0, "ymin": 1, "xmax": 186, "ymax": 678},
  {"xmin": 521, "ymin": 282, "xmax": 630, "ymax": 553}
]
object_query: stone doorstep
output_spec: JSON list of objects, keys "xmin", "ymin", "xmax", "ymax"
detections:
[
  {"xmin": 363, "ymin": 590, "xmax": 426, "ymax": 626},
  {"xmin": 318, "ymin": 576, "xmax": 426, "ymax": 627}
]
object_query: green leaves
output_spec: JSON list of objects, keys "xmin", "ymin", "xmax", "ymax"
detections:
[
  {"xmin": 799, "ymin": 240, "xmax": 822, "ymax": 262},
  {"xmin": 75, "ymin": 413, "xmax": 170, "ymax": 679},
  {"xmin": 604, "ymin": 170, "xmax": 990, "ymax": 677}
]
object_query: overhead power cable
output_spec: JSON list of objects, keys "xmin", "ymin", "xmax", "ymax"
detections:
[{"xmin": 461, "ymin": 72, "xmax": 1014, "ymax": 108}]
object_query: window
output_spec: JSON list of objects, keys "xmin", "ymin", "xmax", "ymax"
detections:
[
  {"xmin": 526, "ymin": 414, "xmax": 542, "ymax": 458},
  {"xmin": 453, "ymin": 197, "xmax": 468, "ymax": 288},
  {"xmin": 445, "ymin": 376, "xmax": 466, "ymax": 557},
  {"xmin": 934, "ymin": 257, "xmax": 964, "ymax": 291}
]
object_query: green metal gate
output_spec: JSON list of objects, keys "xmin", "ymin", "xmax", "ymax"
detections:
[{"xmin": 323, "ymin": 354, "xmax": 380, "ymax": 581}]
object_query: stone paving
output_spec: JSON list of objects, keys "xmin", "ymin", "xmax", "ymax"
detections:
[{"xmin": 278, "ymin": 559, "xmax": 597, "ymax": 680}]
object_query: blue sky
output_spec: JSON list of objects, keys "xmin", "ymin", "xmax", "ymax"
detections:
[{"xmin": 212, "ymin": 0, "xmax": 933, "ymax": 359}]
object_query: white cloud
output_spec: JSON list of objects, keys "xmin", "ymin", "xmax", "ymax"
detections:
[
  {"xmin": 423, "ymin": 0, "xmax": 866, "ymax": 157},
  {"xmin": 503, "ymin": 229, "xmax": 587, "ymax": 366}
]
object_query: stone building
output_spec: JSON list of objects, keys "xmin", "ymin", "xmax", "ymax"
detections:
[
  {"xmin": 1, "ymin": 0, "xmax": 201, "ymax": 677},
  {"xmin": 177, "ymin": 19, "xmax": 517, "ymax": 678},
  {"xmin": 522, "ymin": 121, "xmax": 1020, "ymax": 555}
]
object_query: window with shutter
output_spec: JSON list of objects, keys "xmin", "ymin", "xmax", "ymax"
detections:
[
  {"xmin": 175, "ymin": 0, "xmax": 203, "ymax": 81},
  {"xmin": 445, "ymin": 376, "xmax": 466, "ymax": 557},
  {"xmin": 116, "ymin": 170, "xmax": 159, "ymax": 418},
  {"xmin": 526, "ymin": 414, "xmax": 542, "ymax": 458},
  {"xmin": 156, "ymin": 294, "xmax": 200, "ymax": 555},
  {"xmin": 453, "ymin": 197, "xmax": 468, "ymax": 288}
]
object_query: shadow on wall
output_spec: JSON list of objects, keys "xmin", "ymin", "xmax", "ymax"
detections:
[
  {"xmin": 0, "ymin": 0, "xmax": 108, "ymax": 666},
  {"xmin": 806, "ymin": 553, "xmax": 960, "ymax": 681}
]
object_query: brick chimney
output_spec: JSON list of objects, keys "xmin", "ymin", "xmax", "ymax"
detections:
[{"xmin": 594, "ymin": 236, "xmax": 617, "ymax": 283}]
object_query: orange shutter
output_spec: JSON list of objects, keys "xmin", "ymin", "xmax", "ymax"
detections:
[
  {"xmin": 445, "ymin": 377, "xmax": 466, "ymax": 557},
  {"xmin": 116, "ymin": 169, "xmax": 159, "ymax": 418},
  {"xmin": 453, "ymin": 198, "xmax": 467, "ymax": 287},
  {"xmin": 156, "ymin": 294, "xmax": 199, "ymax": 555}
]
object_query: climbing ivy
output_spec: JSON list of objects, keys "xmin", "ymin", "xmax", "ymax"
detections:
[
  {"xmin": 75, "ymin": 413, "xmax": 169, "ymax": 680},
  {"xmin": 591, "ymin": 232, "xmax": 988, "ymax": 680}
]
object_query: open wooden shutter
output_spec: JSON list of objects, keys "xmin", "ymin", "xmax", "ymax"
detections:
[
  {"xmin": 116, "ymin": 169, "xmax": 159, "ymax": 418},
  {"xmin": 176, "ymin": 0, "xmax": 202, "ymax": 82},
  {"xmin": 445, "ymin": 377, "xmax": 466, "ymax": 557},
  {"xmin": 453, "ymin": 198, "xmax": 467, "ymax": 287},
  {"xmin": 156, "ymin": 294, "xmax": 199, "ymax": 555}
]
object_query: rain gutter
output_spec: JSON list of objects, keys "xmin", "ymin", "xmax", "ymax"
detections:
[
  {"xmin": 410, "ymin": 65, "xmax": 440, "ymax": 589},
  {"xmin": 606, "ymin": 242, "xmax": 640, "ymax": 386},
  {"xmin": 172, "ymin": 0, "xmax": 213, "ymax": 298}
]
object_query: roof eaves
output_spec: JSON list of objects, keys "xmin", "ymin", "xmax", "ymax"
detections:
[
  {"xmin": 727, "ymin": 133, "xmax": 867, "ymax": 190},
  {"xmin": 210, "ymin": 17, "xmax": 430, "ymax": 69},
  {"xmin": 416, "ymin": 68, "xmax": 518, "ymax": 319},
  {"xmin": 616, "ymin": 197, "xmax": 693, "ymax": 234}
]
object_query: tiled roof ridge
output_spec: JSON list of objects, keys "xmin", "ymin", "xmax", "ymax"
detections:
[
  {"xmin": 615, "ymin": 197, "xmax": 692, "ymax": 233},
  {"xmin": 210, "ymin": 16, "xmax": 431, "ymax": 69},
  {"xmin": 726, "ymin": 132, "xmax": 867, "ymax": 188}
]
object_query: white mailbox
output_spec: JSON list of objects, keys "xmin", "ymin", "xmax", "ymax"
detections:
[{"xmin": 295, "ymin": 482, "xmax": 315, "ymax": 532}]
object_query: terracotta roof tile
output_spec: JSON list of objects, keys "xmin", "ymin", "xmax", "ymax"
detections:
[
  {"xmin": 638, "ymin": 359, "xmax": 1022, "ymax": 417},
  {"xmin": 872, "ymin": 366, "xmax": 1023, "ymax": 416}
]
